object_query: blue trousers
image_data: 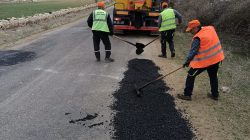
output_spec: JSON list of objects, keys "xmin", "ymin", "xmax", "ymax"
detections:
[
  {"xmin": 160, "ymin": 29, "xmax": 175, "ymax": 56},
  {"xmin": 184, "ymin": 62, "xmax": 221, "ymax": 97}
]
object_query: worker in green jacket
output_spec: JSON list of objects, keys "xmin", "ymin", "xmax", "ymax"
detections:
[
  {"xmin": 158, "ymin": 2, "xmax": 182, "ymax": 58},
  {"xmin": 87, "ymin": 1, "xmax": 114, "ymax": 62}
]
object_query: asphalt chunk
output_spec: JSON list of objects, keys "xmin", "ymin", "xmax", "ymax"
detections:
[
  {"xmin": 65, "ymin": 113, "xmax": 71, "ymax": 115},
  {"xmin": 69, "ymin": 113, "xmax": 98, "ymax": 124},
  {"xmin": 88, "ymin": 122, "xmax": 104, "ymax": 128},
  {"xmin": 111, "ymin": 59, "xmax": 194, "ymax": 140}
]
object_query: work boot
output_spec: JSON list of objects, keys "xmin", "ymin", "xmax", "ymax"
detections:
[
  {"xmin": 171, "ymin": 52, "xmax": 175, "ymax": 58},
  {"xmin": 105, "ymin": 57, "xmax": 114, "ymax": 63},
  {"xmin": 177, "ymin": 94, "xmax": 191, "ymax": 101},
  {"xmin": 158, "ymin": 54, "xmax": 167, "ymax": 58},
  {"xmin": 207, "ymin": 93, "xmax": 218, "ymax": 100}
]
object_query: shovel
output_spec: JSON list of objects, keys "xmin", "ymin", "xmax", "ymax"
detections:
[
  {"xmin": 113, "ymin": 35, "xmax": 160, "ymax": 55},
  {"xmin": 134, "ymin": 66, "xmax": 183, "ymax": 97}
]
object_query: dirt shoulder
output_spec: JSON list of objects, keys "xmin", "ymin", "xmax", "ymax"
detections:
[{"xmin": 144, "ymin": 32, "xmax": 250, "ymax": 140}]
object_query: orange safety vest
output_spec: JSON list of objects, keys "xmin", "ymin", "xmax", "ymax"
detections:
[{"xmin": 190, "ymin": 26, "xmax": 225, "ymax": 68}]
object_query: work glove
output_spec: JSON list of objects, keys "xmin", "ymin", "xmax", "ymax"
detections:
[
  {"xmin": 183, "ymin": 62, "xmax": 190, "ymax": 68},
  {"xmin": 178, "ymin": 21, "xmax": 182, "ymax": 25}
]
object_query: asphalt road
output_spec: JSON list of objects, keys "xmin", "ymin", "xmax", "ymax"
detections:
[{"xmin": 0, "ymin": 8, "xmax": 160, "ymax": 140}]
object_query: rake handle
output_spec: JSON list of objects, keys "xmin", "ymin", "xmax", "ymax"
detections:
[
  {"xmin": 144, "ymin": 36, "xmax": 160, "ymax": 47},
  {"xmin": 113, "ymin": 35, "xmax": 136, "ymax": 46},
  {"xmin": 139, "ymin": 66, "xmax": 183, "ymax": 90}
]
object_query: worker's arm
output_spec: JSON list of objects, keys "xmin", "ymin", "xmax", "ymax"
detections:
[
  {"xmin": 157, "ymin": 15, "xmax": 162, "ymax": 28},
  {"xmin": 183, "ymin": 37, "xmax": 200, "ymax": 66},
  {"xmin": 87, "ymin": 12, "xmax": 93, "ymax": 28},
  {"xmin": 107, "ymin": 14, "xmax": 114, "ymax": 35},
  {"xmin": 174, "ymin": 10, "xmax": 182, "ymax": 24}
]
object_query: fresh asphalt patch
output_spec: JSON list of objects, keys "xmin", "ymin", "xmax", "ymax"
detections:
[
  {"xmin": 0, "ymin": 50, "xmax": 36, "ymax": 66},
  {"xmin": 111, "ymin": 59, "xmax": 194, "ymax": 140}
]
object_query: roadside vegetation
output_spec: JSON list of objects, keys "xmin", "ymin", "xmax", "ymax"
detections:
[
  {"xmin": 0, "ymin": 0, "xmax": 114, "ymax": 49},
  {"xmin": 175, "ymin": 0, "xmax": 250, "ymax": 38},
  {"xmin": 0, "ymin": 0, "xmax": 95, "ymax": 19}
]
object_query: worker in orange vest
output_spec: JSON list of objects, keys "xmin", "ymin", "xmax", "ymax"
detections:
[{"xmin": 177, "ymin": 20, "xmax": 225, "ymax": 101}]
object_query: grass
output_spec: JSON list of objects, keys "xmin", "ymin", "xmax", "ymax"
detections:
[
  {"xmin": 174, "ymin": 31, "xmax": 250, "ymax": 140},
  {"xmin": 0, "ymin": 0, "xmax": 96, "ymax": 19},
  {"xmin": 219, "ymin": 34, "xmax": 250, "ymax": 95},
  {"xmin": 0, "ymin": 4, "xmax": 96, "ymax": 48}
]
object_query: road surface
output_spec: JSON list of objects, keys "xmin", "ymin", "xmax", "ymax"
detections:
[{"xmin": 0, "ymin": 7, "xmax": 158, "ymax": 140}]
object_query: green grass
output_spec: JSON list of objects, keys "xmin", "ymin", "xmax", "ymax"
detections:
[{"xmin": 0, "ymin": 0, "xmax": 95, "ymax": 19}]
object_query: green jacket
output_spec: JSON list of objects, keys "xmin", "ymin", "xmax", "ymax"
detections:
[
  {"xmin": 159, "ymin": 8, "xmax": 176, "ymax": 31},
  {"xmin": 92, "ymin": 9, "xmax": 110, "ymax": 32}
]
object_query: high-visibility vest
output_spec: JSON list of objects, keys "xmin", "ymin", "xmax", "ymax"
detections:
[
  {"xmin": 92, "ymin": 9, "xmax": 110, "ymax": 32},
  {"xmin": 190, "ymin": 26, "xmax": 225, "ymax": 68},
  {"xmin": 159, "ymin": 8, "xmax": 176, "ymax": 31}
]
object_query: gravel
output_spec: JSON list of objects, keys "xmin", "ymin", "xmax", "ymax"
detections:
[{"xmin": 111, "ymin": 59, "xmax": 194, "ymax": 140}]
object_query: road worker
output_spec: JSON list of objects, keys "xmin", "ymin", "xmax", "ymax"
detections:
[
  {"xmin": 87, "ymin": 1, "xmax": 114, "ymax": 62},
  {"xmin": 158, "ymin": 2, "xmax": 182, "ymax": 58},
  {"xmin": 177, "ymin": 20, "xmax": 225, "ymax": 101}
]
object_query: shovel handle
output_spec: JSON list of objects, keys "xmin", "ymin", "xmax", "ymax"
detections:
[
  {"xmin": 144, "ymin": 36, "xmax": 160, "ymax": 47},
  {"xmin": 139, "ymin": 66, "xmax": 183, "ymax": 90},
  {"xmin": 113, "ymin": 35, "xmax": 136, "ymax": 46}
]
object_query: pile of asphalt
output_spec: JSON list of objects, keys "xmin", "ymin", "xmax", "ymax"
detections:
[{"xmin": 111, "ymin": 59, "xmax": 194, "ymax": 140}]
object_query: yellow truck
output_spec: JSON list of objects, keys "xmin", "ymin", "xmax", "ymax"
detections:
[{"xmin": 113, "ymin": 0, "xmax": 170, "ymax": 33}]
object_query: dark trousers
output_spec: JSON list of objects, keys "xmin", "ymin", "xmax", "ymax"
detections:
[
  {"xmin": 184, "ymin": 62, "xmax": 221, "ymax": 97},
  {"xmin": 160, "ymin": 29, "xmax": 175, "ymax": 56},
  {"xmin": 92, "ymin": 31, "xmax": 111, "ymax": 59}
]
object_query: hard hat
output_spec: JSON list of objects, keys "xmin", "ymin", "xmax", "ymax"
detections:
[
  {"xmin": 186, "ymin": 20, "xmax": 201, "ymax": 32},
  {"xmin": 97, "ymin": 1, "xmax": 105, "ymax": 8}
]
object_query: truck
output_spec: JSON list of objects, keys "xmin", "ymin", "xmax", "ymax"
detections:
[{"xmin": 113, "ymin": 0, "xmax": 170, "ymax": 34}]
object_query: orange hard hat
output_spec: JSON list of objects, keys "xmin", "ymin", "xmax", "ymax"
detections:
[
  {"xmin": 97, "ymin": 1, "xmax": 105, "ymax": 8},
  {"xmin": 186, "ymin": 20, "xmax": 201, "ymax": 32}
]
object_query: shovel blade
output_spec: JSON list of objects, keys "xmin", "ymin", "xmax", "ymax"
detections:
[
  {"xmin": 136, "ymin": 48, "xmax": 144, "ymax": 55},
  {"xmin": 136, "ymin": 42, "xmax": 145, "ymax": 49},
  {"xmin": 135, "ymin": 43, "xmax": 145, "ymax": 55}
]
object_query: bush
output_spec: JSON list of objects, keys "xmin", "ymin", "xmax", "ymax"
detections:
[{"xmin": 175, "ymin": 0, "xmax": 250, "ymax": 38}]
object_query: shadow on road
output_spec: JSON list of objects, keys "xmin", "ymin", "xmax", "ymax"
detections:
[
  {"xmin": 0, "ymin": 50, "xmax": 36, "ymax": 66},
  {"xmin": 112, "ymin": 59, "xmax": 194, "ymax": 140}
]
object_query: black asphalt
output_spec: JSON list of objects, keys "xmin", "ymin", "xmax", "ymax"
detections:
[
  {"xmin": 0, "ymin": 50, "xmax": 36, "ymax": 66},
  {"xmin": 112, "ymin": 59, "xmax": 194, "ymax": 140}
]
